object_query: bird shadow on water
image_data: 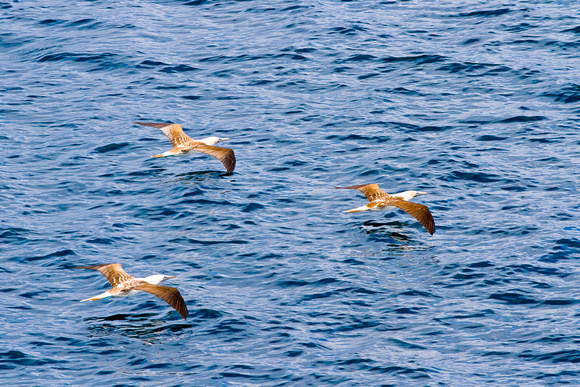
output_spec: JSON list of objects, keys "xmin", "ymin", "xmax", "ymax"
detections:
[
  {"xmin": 164, "ymin": 170, "xmax": 233, "ymax": 184},
  {"xmin": 84, "ymin": 313, "xmax": 192, "ymax": 341},
  {"xmin": 361, "ymin": 220, "xmax": 418, "ymax": 238}
]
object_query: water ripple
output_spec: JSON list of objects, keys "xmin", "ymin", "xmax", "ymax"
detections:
[{"xmin": 1, "ymin": 0, "xmax": 579, "ymax": 385}]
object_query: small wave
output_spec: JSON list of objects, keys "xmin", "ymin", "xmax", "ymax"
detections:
[
  {"xmin": 381, "ymin": 54, "xmax": 446, "ymax": 65},
  {"xmin": 23, "ymin": 249, "xmax": 76, "ymax": 263},
  {"xmin": 500, "ymin": 115, "xmax": 545, "ymax": 123},
  {"xmin": 160, "ymin": 64, "xmax": 199, "ymax": 74},
  {"xmin": 489, "ymin": 292, "xmax": 538, "ymax": 305},
  {"xmin": 542, "ymin": 84, "xmax": 580, "ymax": 104},
  {"xmin": 0, "ymin": 350, "xmax": 65, "ymax": 367},
  {"xmin": 456, "ymin": 8, "xmax": 511, "ymax": 18}
]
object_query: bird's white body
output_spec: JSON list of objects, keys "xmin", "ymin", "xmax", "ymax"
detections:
[
  {"xmin": 80, "ymin": 274, "xmax": 174, "ymax": 302},
  {"xmin": 346, "ymin": 191, "xmax": 429, "ymax": 213},
  {"xmin": 156, "ymin": 137, "xmax": 230, "ymax": 157},
  {"xmin": 199, "ymin": 136, "xmax": 229, "ymax": 146}
]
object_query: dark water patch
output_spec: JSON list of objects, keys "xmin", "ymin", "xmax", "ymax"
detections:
[
  {"xmin": 437, "ymin": 61, "xmax": 498, "ymax": 74},
  {"xmin": 160, "ymin": 64, "xmax": 199, "ymax": 73},
  {"xmin": 368, "ymin": 365, "xmax": 434, "ymax": 379},
  {"xmin": 445, "ymin": 171, "xmax": 501, "ymax": 183},
  {"xmin": 381, "ymin": 54, "xmax": 446, "ymax": 65},
  {"xmin": 136, "ymin": 59, "xmax": 167, "ymax": 69},
  {"xmin": 168, "ymin": 236, "xmax": 248, "ymax": 245},
  {"xmin": 0, "ymin": 350, "xmax": 64, "ymax": 367},
  {"xmin": 199, "ymin": 54, "xmax": 263, "ymax": 63},
  {"xmin": 0, "ymin": 227, "xmax": 35, "ymax": 245},
  {"xmin": 93, "ymin": 142, "xmax": 130, "ymax": 153},
  {"xmin": 518, "ymin": 350, "xmax": 580, "ymax": 364},
  {"xmin": 182, "ymin": 95, "xmax": 201, "ymax": 100},
  {"xmin": 477, "ymin": 134, "xmax": 508, "ymax": 141},
  {"xmin": 341, "ymin": 54, "xmax": 377, "ymax": 63},
  {"xmin": 388, "ymin": 121, "xmax": 451, "ymax": 133},
  {"xmin": 67, "ymin": 18, "xmax": 96, "ymax": 28},
  {"xmin": 204, "ymin": 319, "xmax": 249, "ymax": 336},
  {"xmin": 462, "ymin": 37, "xmax": 480, "ymax": 45},
  {"xmin": 539, "ymin": 238, "xmax": 580, "ymax": 263},
  {"xmin": 502, "ymin": 264, "xmax": 568, "ymax": 278},
  {"xmin": 563, "ymin": 26, "xmax": 580, "ymax": 34},
  {"xmin": 528, "ymin": 137, "xmax": 558, "ymax": 144},
  {"xmin": 539, "ymin": 299, "xmax": 577, "ymax": 307},
  {"xmin": 393, "ymin": 307, "xmax": 422, "ymax": 315},
  {"xmin": 275, "ymin": 52, "xmax": 308, "ymax": 61},
  {"xmin": 242, "ymin": 202, "xmax": 264, "ymax": 212},
  {"xmin": 329, "ymin": 25, "xmax": 367, "ymax": 36},
  {"xmin": 542, "ymin": 84, "xmax": 580, "ymax": 104},
  {"xmin": 143, "ymin": 362, "xmax": 171, "ymax": 369},
  {"xmin": 248, "ymin": 79, "xmax": 278, "ymax": 87},
  {"xmin": 358, "ymin": 73, "xmax": 381, "ymax": 80},
  {"xmin": 389, "ymin": 338, "xmax": 427, "ymax": 350},
  {"xmin": 499, "ymin": 115, "xmax": 546, "ymax": 123},
  {"xmin": 183, "ymin": 0, "xmax": 208, "ymax": 5},
  {"xmin": 456, "ymin": 8, "xmax": 511, "ymax": 18},
  {"xmin": 398, "ymin": 289, "xmax": 441, "ymax": 298},
  {"xmin": 378, "ymin": 87, "xmax": 424, "ymax": 96},
  {"xmin": 39, "ymin": 19, "xmax": 65, "ymax": 26},
  {"xmin": 489, "ymin": 292, "xmax": 539, "ymax": 305},
  {"xmin": 175, "ymin": 198, "xmax": 232, "ymax": 207},
  {"xmin": 219, "ymin": 371, "xmax": 272, "ymax": 381},
  {"xmin": 477, "ymin": 134, "xmax": 507, "ymax": 141},
  {"xmin": 21, "ymin": 249, "xmax": 76, "ymax": 263},
  {"xmin": 37, "ymin": 52, "xmax": 118, "ymax": 65}
]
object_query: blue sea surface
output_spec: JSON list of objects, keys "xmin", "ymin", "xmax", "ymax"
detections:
[{"xmin": 1, "ymin": 0, "xmax": 579, "ymax": 385}]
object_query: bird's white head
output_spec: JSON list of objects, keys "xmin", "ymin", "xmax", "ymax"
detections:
[{"xmin": 145, "ymin": 274, "xmax": 176, "ymax": 285}]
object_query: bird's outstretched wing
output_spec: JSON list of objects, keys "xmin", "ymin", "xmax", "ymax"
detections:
[
  {"xmin": 135, "ymin": 122, "xmax": 194, "ymax": 147},
  {"xmin": 194, "ymin": 145, "xmax": 236, "ymax": 173},
  {"xmin": 335, "ymin": 183, "xmax": 392, "ymax": 202},
  {"xmin": 386, "ymin": 200, "xmax": 436, "ymax": 235},
  {"xmin": 134, "ymin": 283, "xmax": 189, "ymax": 320},
  {"xmin": 74, "ymin": 264, "xmax": 134, "ymax": 287}
]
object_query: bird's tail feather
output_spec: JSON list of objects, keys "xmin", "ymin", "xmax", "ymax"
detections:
[
  {"xmin": 80, "ymin": 292, "xmax": 112, "ymax": 302},
  {"xmin": 345, "ymin": 205, "xmax": 371, "ymax": 213}
]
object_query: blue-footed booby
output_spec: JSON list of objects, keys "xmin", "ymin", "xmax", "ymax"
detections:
[
  {"xmin": 75, "ymin": 264, "xmax": 188, "ymax": 320},
  {"xmin": 335, "ymin": 184, "xmax": 435, "ymax": 235},
  {"xmin": 136, "ymin": 122, "xmax": 235, "ymax": 173}
]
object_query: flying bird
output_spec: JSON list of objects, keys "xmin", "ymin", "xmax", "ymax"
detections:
[
  {"xmin": 75, "ymin": 263, "xmax": 188, "ymax": 320},
  {"xmin": 335, "ymin": 184, "xmax": 435, "ymax": 235},
  {"xmin": 136, "ymin": 122, "xmax": 236, "ymax": 173}
]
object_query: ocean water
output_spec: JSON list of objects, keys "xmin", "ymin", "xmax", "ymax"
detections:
[{"xmin": 1, "ymin": 0, "xmax": 579, "ymax": 385}]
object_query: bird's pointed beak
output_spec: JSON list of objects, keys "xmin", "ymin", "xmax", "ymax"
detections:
[
  {"xmin": 165, "ymin": 275, "xmax": 176, "ymax": 279},
  {"xmin": 416, "ymin": 191, "xmax": 429, "ymax": 196},
  {"xmin": 220, "ymin": 137, "xmax": 230, "ymax": 142}
]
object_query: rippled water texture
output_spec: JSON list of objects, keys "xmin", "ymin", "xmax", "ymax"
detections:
[{"xmin": 1, "ymin": 0, "xmax": 579, "ymax": 385}]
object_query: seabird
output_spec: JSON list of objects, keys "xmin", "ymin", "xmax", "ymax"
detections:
[
  {"xmin": 136, "ymin": 122, "xmax": 236, "ymax": 173},
  {"xmin": 335, "ymin": 184, "xmax": 436, "ymax": 235},
  {"xmin": 75, "ymin": 263, "xmax": 188, "ymax": 320}
]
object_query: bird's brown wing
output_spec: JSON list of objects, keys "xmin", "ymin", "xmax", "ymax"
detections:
[
  {"xmin": 335, "ymin": 183, "xmax": 392, "ymax": 202},
  {"xmin": 135, "ymin": 122, "xmax": 194, "ymax": 147},
  {"xmin": 386, "ymin": 200, "xmax": 436, "ymax": 235},
  {"xmin": 134, "ymin": 283, "xmax": 188, "ymax": 320},
  {"xmin": 194, "ymin": 145, "xmax": 236, "ymax": 173},
  {"xmin": 74, "ymin": 264, "xmax": 134, "ymax": 287}
]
